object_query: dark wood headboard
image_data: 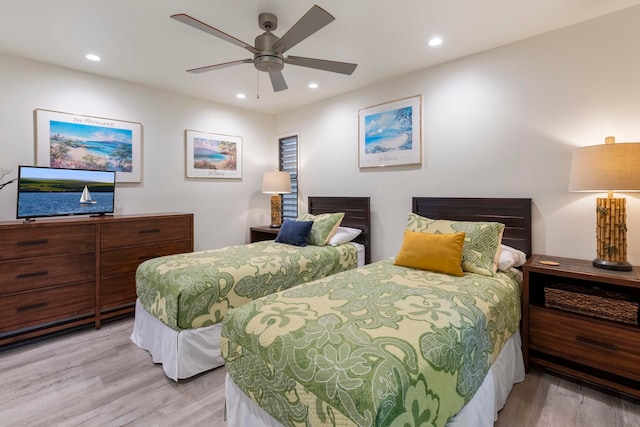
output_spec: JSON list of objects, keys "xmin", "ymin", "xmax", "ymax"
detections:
[
  {"xmin": 412, "ymin": 197, "xmax": 532, "ymax": 257},
  {"xmin": 308, "ymin": 196, "xmax": 371, "ymax": 264}
]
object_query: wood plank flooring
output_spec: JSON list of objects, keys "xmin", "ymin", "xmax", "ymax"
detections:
[{"xmin": 1, "ymin": 318, "xmax": 639, "ymax": 426}]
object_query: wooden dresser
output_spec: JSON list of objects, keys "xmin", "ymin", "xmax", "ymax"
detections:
[{"xmin": 0, "ymin": 213, "xmax": 193, "ymax": 347}]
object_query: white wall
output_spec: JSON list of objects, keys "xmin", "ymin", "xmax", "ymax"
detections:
[
  {"xmin": 276, "ymin": 6, "xmax": 640, "ymax": 264},
  {"xmin": 2, "ymin": 6, "xmax": 640, "ymax": 265},
  {"xmin": 0, "ymin": 53, "xmax": 276, "ymax": 250}
]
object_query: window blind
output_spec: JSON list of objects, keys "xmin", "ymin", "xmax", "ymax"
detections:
[{"xmin": 279, "ymin": 135, "xmax": 298, "ymax": 219}]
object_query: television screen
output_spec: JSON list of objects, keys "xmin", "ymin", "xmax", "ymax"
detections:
[{"xmin": 17, "ymin": 166, "xmax": 116, "ymax": 220}]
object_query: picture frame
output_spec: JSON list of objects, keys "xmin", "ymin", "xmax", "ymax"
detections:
[
  {"xmin": 185, "ymin": 130, "xmax": 242, "ymax": 179},
  {"xmin": 358, "ymin": 95, "xmax": 422, "ymax": 168},
  {"xmin": 35, "ymin": 109, "xmax": 142, "ymax": 183}
]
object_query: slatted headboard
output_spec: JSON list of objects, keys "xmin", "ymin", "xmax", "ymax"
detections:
[
  {"xmin": 308, "ymin": 196, "xmax": 371, "ymax": 264},
  {"xmin": 412, "ymin": 197, "xmax": 532, "ymax": 257}
]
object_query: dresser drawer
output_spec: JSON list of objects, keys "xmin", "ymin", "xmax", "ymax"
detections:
[
  {"xmin": 100, "ymin": 217, "xmax": 192, "ymax": 249},
  {"xmin": 530, "ymin": 307, "xmax": 640, "ymax": 380},
  {"xmin": 101, "ymin": 273, "xmax": 137, "ymax": 310},
  {"xmin": 0, "ymin": 224, "xmax": 95, "ymax": 261},
  {"xmin": 100, "ymin": 241, "xmax": 192, "ymax": 277},
  {"xmin": 0, "ymin": 282, "xmax": 95, "ymax": 332},
  {"xmin": 0, "ymin": 253, "xmax": 95, "ymax": 294}
]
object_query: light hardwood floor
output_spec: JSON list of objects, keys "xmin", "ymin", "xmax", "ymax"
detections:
[{"xmin": 1, "ymin": 318, "xmax": 639, "ymax": 426}]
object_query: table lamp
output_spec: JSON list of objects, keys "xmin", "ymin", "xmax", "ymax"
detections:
[
  {"xmin": 568, "ymin": 136, "xmax": 640, "ymax": 271},
  {"xmin": 262, "ymin": 170, "xmax": 291, "ymax": 228}
]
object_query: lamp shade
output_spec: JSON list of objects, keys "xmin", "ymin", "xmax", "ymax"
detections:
[
  {"xmin": 262, "ymin": 171, "xmax": 291, "ymax": 194},
  {"xmin": 569, "ymin": 141, "xmax": 640, "ymax": 192}
]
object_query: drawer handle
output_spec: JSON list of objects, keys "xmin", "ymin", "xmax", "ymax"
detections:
[
  {"xmin": 17, "ymin": 302, "xmax": 48, "ymax": 312},
  {"xmin": 576, "ymin": 336, "xmax": 618, "ymax": 351},
  {"xmin": 17, "ymin": 239, "xmax": 49, "ymax": 246},
  {"xmin": 139, "ymin": 229, "xmax": 160, "ymax": 234},
  {"xmin": 16, "ymin": 271, "xmax": 49, "ymax": 279}
]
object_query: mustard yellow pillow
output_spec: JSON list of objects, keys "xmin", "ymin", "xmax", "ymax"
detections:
[
  {"xmin": 405, "ymin": 212, "xmax": 504, "ymax": 277},
  {"xmin": 394, "ymin": 231, "xmax": 465, "ymax": 276}
]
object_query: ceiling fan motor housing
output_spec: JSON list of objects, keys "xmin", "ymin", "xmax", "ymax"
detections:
[
  {"xmin": 254, "ymin": 31, "xmax": 284, "ymax": 72},
  {"xmin": 258, "ymin": 12, "xmax": 278, "ymax": 31},
  {"xmin": 254, "ymin": 55, "xmax": 284, "ymax": 72}
]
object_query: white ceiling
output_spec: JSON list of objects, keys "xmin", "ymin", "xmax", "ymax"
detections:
[{"xmin": 1, "ymin": 0, "xmax": 640, "ymax": 114}]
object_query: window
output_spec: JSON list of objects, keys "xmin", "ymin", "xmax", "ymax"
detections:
[{"xmin": 279, "ymin": 133, "xmax": 298, "ymax": 219}]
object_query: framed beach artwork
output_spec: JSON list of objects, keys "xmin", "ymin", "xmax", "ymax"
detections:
[
  {"xmin": 35, "ymin": 109, "xmax": 142, "ymax": 182},
  {"xmin": 358, "ymin": 95, "xmax": 422, "ymax": 168},
  {"xmin": 185, "ymin": 130, "xmax": 242, "ymax": 179}
]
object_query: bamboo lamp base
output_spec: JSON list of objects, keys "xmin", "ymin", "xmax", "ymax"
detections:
[
  {"xmin": 594, "ymin": 197, "xmax": 632, "ymax": 271},
  {"xmin": 269, "ymin": 194, "xmax": 283, "ymax": 228}
]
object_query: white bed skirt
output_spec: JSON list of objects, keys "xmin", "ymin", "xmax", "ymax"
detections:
[
  {"xmin": 225, "ymin": 331, "xmax": 525, "ymax": 427},
  {"xmin": 130, "ymin": 299, "xmax": 224, "ymax": 381}
]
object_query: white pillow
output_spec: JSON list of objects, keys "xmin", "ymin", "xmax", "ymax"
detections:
[
  {"xmin": 328, "ymin": 226, "xmax": 362, "ymax": 246},
  {"xmin": 498, "ymin": 244, "xmax": 528, "ymax": 271}
]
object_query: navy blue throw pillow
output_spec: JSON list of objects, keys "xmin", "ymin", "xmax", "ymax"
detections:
[{"xmin": 275, "ymin": 219, "xmax": 314, "ymax": 246}]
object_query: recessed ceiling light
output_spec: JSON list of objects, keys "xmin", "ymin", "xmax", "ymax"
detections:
[
  {"xmin": 428, "ymin": 37, "xmax": 443, "ymax": 47},
  {"xmin": 308, "ymin": 82, "xmax": 319, "ymax": 89},
  {"xmin": 85, "ymin": 53, "xmax": 101, "ymax": 62},
  {"xmin": 236, "ymin": 93, "xmax": 246, "ymax": 99}
]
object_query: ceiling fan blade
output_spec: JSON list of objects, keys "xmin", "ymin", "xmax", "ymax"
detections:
[
  {"xmin": 269, "ymin": 71, "xmax": 288, "ymax": 92},
  {"xmin": 272, "ymin": 5, "xmax": 334, "ymax": 53},
  {"xmin": 171, "ymin": 13, "xmax": 259, "ymax": 55},
  {"xmin": 186, "ymin": 59, "xmax": 253, "ymax": 73},
  {"xmin": 285, "ymin": 56, "xmax": 357, "ymax": 75}
]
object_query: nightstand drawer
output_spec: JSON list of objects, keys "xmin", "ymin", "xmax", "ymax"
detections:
[{"xmin": 530, "ymin": 306, "xmax": 640, "ymax": 380}]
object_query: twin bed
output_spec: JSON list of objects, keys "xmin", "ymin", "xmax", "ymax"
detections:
[
  {"xmin": 130, "ymin": 195, "xmax": 532, "ymax": 426},
  {"xmin": 221, "ymin": 197, "xmax": 532, "ymax": 427},
  {"xmin": 131, "ymin": 196, "xmax": 371, "ymax": 380}
]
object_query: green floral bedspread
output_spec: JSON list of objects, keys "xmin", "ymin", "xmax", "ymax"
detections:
[
  {"xmin": 221, "ymin": 259, "xmax": 521, "ymax": 427},
  {"xmin": 136, "ymin": 240, "xmax": 359, "ymax": 330}
]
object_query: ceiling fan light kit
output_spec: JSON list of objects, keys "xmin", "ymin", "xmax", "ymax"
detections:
[{"xmin": 171, "ymin": 4, "xmax": 357, "ymax": 93}]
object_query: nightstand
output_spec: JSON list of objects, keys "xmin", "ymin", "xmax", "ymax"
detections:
[
  {"xmin": 522, "ymin": 254, "xmax": 640, "ymax": 397},
  {"xmin": 249, "ymin": 225, "xmax": 279, "ymax": 243}
]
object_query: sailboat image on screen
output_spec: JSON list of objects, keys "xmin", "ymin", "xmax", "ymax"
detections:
[{"xmin": 80, "ymin": 186, "xmax": 97, "ymax": 204}]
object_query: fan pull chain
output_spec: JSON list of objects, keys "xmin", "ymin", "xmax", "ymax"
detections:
[{"xmin": 256, "ymin": 71, "xmax": 260, "ymax": 99}]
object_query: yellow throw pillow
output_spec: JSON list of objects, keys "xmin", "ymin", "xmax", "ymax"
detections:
[
  {"xmin": 394, "ymin": 231, "xmax": 465, "ymax": 276},
  {"xmin": 405, "ymin": 212, "xmax": 504, "ymax": 277}
]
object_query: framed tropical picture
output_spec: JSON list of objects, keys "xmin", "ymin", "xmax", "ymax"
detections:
[
  {"xmin": 185, "ymin": 130, "xmax": 242, "ymax": 179},
  {"xmin": 35, "ymin": 109, "xmax": 143, "ymax": 182},
  {"xmin": 358, "ymin": 95, "xmax": 422, "ymax": 168}
]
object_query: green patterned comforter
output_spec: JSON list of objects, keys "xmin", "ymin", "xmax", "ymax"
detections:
[
  {"xmin": 221, "ymin": 259, "xmax": 521, "ymax": 427},
  {"xmin": 136, "ymin": 240, "xmax": 359, "ymax": 330}
]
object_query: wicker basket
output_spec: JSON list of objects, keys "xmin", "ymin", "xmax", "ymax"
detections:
[{"xmin": 544, "ymin": 282, "xmax": 639, "ymax": 325}]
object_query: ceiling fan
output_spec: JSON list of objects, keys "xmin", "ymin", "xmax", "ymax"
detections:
[{"xmin": 171, "ymin": 4, "xmax": 357, "ymax": 92}]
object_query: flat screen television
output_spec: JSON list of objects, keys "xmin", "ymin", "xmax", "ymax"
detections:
[{"xmin": 16, "ymin": 165, "xmax": 116, "ymax": 221}]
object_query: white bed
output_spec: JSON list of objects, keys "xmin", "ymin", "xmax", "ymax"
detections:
[
  {"xmin": 131, "ymin": 196, "xmax": 371, "ymax": 381},
  {"xmin": 220, "ymin": 197, "xmax": 532, "ymax": 426},
  {"xmin": 225, "ymin": 331, "xmax": 525, "ymax": 427},
  {"xmin": 130, "ymin": 242, "xmax": 365, "ymax": 380}
]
